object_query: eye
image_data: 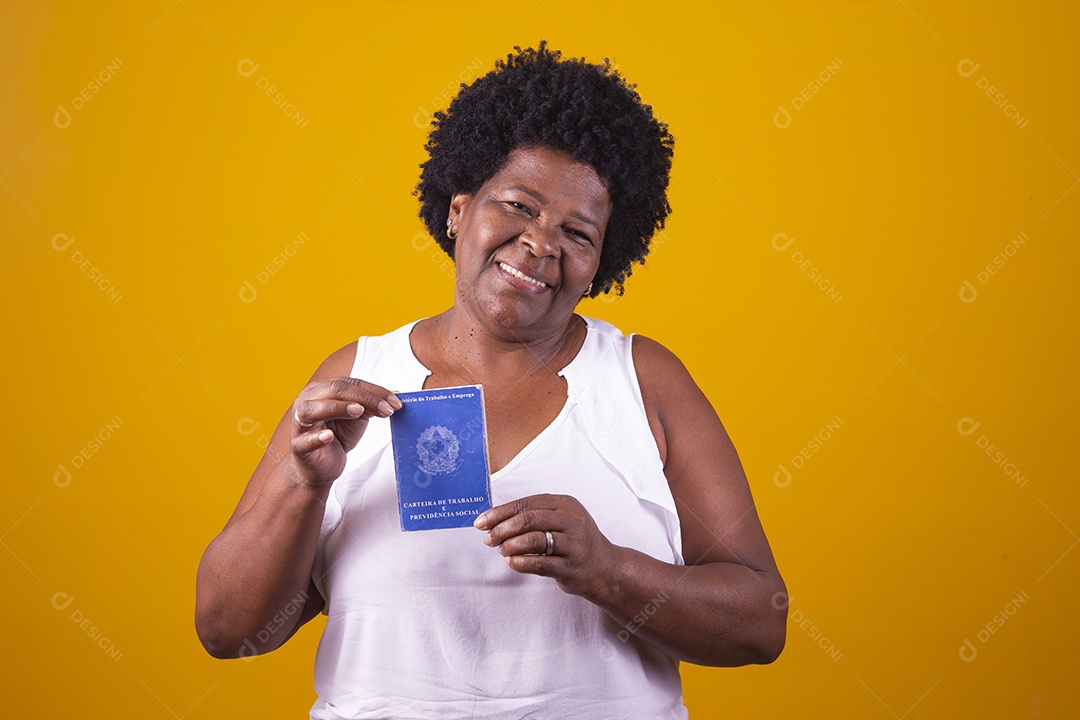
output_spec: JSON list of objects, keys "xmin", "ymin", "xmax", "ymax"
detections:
[
  {"xmin": 502, "ymin": 200, "xmax": 532, "ymax": 215},
  {"xmin": 565, "ymin": 227, "xmax": 593, "ymax": 244}
]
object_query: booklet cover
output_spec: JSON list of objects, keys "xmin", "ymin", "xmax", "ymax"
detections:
[{"xmin": 389, "ymin": 385, "xmax": 492, "ymax": 531}]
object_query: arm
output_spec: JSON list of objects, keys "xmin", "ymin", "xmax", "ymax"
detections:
[
  {"xmin": 594, "ymin": 334, "xmax": 785, "ymax": 665},
  {"xmin": 476, "ymin": 335, "xmax": 786, "ymax": 667},
  {"xmin": 194, "ymin": 342, "xmax": 400, "ymax": 658}
]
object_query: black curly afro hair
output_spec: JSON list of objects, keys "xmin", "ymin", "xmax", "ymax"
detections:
[{"xmin": 415, "ymin": 41, "xmax": 674, "ymax": 297}]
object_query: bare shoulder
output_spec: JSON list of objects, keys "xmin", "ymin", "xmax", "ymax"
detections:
[
  {"xmin": 632, "ymin": 333, "xmax": 777, "ymax": 572},
  {"xmin": 631, "ymin": 334, "xmax": 691, "ymax": 385},
  {"xmin": 630, "ymin": 334, "xmax": 703, "ymax": 467},
  {"xmin": 313, "ymin": 339, "xmax": 360, "ymax": 381}
]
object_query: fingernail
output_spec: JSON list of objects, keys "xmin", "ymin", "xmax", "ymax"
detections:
[
  {"xmin": 346, "ymin": 402, "xmax": 363, "ymax": 416},
  {"xmin": 473, "ymin": 514, "xmax": 487, "ymax": 528},
  {"xmin": 483, "ymin": 533, "xmax": 493, "ymax": 546},
  {"xmin": 388, "ymin": 394, "xmax": 403, "ymax": 410},
  {"xmin": 318, "ymin": 429, "xmax": 333, "ymax": 442},
  {"xmin": 377, "ymin": 400, "xmax": 394, "ymax": 416}
]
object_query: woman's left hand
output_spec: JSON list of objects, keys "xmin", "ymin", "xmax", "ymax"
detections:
[{"xmin": 474, "ymin": 493, "xmax": 620, "ymax": 598}]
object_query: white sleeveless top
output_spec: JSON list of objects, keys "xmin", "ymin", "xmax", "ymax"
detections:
[{"xmin": 309, "ymin": 316, "xmax": 688, "ymax": 720}]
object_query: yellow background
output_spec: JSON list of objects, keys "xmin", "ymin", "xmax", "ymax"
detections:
[{"xmin": 2, "ymin": 1, "xmax": 1077, "ymax": 717}]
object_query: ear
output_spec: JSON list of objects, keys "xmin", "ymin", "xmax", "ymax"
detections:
[{"xmin": 448, "ymin": 192, "xmax": 471, "ymax": 225}]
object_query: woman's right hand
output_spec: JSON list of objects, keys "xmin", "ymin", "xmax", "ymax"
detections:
[{"xmin": 290, "ymin": 377, "xmax": 402, "ymax": 487}]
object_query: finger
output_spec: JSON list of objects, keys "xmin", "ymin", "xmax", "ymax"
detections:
[
  {"xmin": 293, "ymin": 398, "xmax": 373, "ymax": 428},
  {"xmin": 324, "ymin": 377, "xmax": 402, "ymax": 411},
  {"xmin": 289, "ymin": 427, "xmax": 335, "ymax": 456},
  {"xmin": 305, "ymin": 377, "xmax": 402, "ymax": 413},
  {"xmin": 473, "ymin": 493, "xmax": 559, "ymax": 531},
  {"xmin": 496, "ymin": 530, "xmax": 563, "ymax": 557},
  {"xmin": 484, "ymin": 508, "xmax": 563, "ymax": 547},
  {"xmin": 296, "ymin": 378, "xmax": 402, "ymax": 425},
  {"xmin": 504, "ymin": 553, "xmax": 568, "ymax": 578}
]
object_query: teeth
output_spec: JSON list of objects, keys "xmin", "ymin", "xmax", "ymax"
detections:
[{"xmin": 499, "ymin": 262, "xmax": 547, "ymax": 288}]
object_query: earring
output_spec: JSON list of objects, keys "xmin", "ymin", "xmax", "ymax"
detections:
[
  {"xmin": 446, "ymin": 218, "xmax": 457, "ymax": 240},
  {"xmin": 582, "ymin": 282, "xmax": 593, "ymax": 297}
]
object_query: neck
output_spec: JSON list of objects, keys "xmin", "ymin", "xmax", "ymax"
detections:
[{"xmin": 431, "ymin": 307, "xmax": 584, "ymax": 384}]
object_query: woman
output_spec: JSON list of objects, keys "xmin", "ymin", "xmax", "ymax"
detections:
[{"xmin": 196, "ymin": 43, "xmax": 786, "ymax": 718}]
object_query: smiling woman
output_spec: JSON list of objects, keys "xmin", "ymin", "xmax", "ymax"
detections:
[
  {"xmin": 445, "ymin": 146, "xmax": 610, "ymax": 343},
  {"xmin": 196, "ymin": 41, "xmax": 786, "ymax": 719}
]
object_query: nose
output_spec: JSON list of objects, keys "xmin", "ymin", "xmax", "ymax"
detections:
[{"xmin": 519, "ymin": 219, "xmax": 561, "ymax": 259}]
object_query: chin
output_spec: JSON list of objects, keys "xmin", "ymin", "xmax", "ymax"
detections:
[{"xmin": 473, "ymin": 292, "xmax": 567, "ymax": 333}]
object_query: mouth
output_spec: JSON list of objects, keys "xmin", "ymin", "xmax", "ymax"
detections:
[{"xmin": 497, "ymin": 261, "xmax": 549, "ymax": 290}]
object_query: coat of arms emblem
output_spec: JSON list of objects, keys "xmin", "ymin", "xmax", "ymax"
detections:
[{"xmin": 415, "ymin": 425, "xmax": 461, "ymax": 475}]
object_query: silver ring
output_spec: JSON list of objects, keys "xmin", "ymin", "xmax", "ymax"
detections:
[
  {"xmin": 294, "ymin": 407, "xmax": 314, "ymax": 428},
  {"xmin": 543, "ymin": 530, "xmax": 554, "ymax": 556}
]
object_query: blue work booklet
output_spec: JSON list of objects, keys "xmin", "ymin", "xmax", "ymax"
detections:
[{"xmin": 389, "ymin": 385, "xmax": 493, "ymax": 531}]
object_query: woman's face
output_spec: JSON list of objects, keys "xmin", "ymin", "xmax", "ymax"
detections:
[{"xmin": 448, "ymin": 145, "xmax": 612, "ymax": 338}]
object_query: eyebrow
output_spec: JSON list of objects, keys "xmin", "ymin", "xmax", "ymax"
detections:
[{"xmin": 504, "ymin": 184, "xmax": 600, "ymax": 231}]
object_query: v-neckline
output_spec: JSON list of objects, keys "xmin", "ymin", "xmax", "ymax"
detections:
[
  {"xmin": 488, "ymin": 394, "xmax": 574, "ymax": 479},
  {"xmin": 403, "ymin": 316, "xmax": 593, "ymax": 480}
]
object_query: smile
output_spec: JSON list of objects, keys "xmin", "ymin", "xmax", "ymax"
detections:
[{"xmin": 498, "ymin": 261, "xmax": 548, "ymax": 289}]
